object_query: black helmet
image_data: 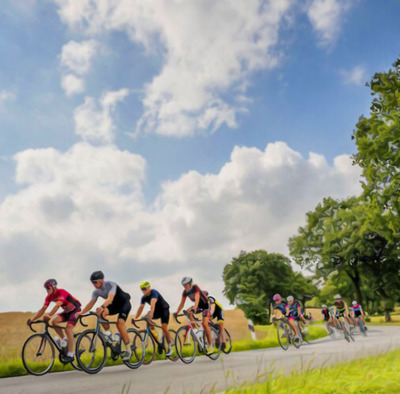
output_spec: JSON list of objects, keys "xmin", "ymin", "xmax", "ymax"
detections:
[
  {"xmin": 90, "ymin": 271, "xmax": 104, "ymax": 281},
  {"xmin": 44, "ymin": 279, "xmax": 57, "ymax": 289}
]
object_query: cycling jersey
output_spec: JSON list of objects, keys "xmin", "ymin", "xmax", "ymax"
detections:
[
  {"xmin": 44, "ymin": 289, "xmax": 81, "ymax": 313},
  {"xmin": 352, "ymin": 304, "xmax": 362, "ymax": 317},
  {"xmin": 273, "ymin": 301, "xmax": 288, "ymax": 316},
  {"xmin": 182, "ymin": 284, "xmax": 209, "ymax": 311},
  {"xmin": 334, "ymin": 300, "xmax": 346, "ymax": 312},
  {"xmin": 321, "ymin": 308, "xmax": 330, "ymax": 321},
  {"xmin": 208, "ymin": 296, "xmax": 224, "ymax": 322},
  {"xmin": 288, "ymin": 300, "xmax": 302, "ymax": 317},
  {"xmin": 141, "ymin": 289, "xmax": 170, "ymax": 318}
]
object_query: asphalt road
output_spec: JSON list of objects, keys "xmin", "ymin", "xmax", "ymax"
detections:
[{"xmin": 2, "ymin": 326, "xmax": 400, "ymax": 394}]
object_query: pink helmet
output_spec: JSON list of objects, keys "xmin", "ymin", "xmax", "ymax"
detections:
[{"xmin": 273, "ymin": 294, "xmax": 281, "ymax": 301}]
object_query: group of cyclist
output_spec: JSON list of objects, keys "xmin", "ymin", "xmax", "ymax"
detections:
[{"xmin": 27, "ymin": 272, "xmax": 227, "ymax": 364}]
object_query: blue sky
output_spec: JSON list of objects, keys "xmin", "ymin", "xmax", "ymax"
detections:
[{"xmin": 0, "ymin": 0, "xmax": 399, "ymax": 311}]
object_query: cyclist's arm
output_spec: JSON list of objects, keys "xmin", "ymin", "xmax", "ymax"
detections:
[
  {"xmin": 101, "ymin": 292, "xmax": 115, "ymax": 309},
  {"xmin": 297, "ymin": 304, "xmax": 302, "ymax": 314},
  {"xmin": 79, "ymin": 298, "xmax": 96, "ymax": 316},
  {"xmin": 149, "ymin": 298, "xmax": 157, "ymax": 320},
  {"xmin": 135, "ymin": 304, "xmax": 145, "ymax": 319},
  {"xmin": 176, "ymin": 296, "xmax": 186, "ymax": 314},
  {"xmin": 47, "ymin": 301, "xmax": 63, "ymax": 318},
  {"xmin": 193, "ymin": 291, "xmax": 200, "ymax": 312},
  {"xmin": 30, "ymin": 305, "xmax": 47, "ymax": 322},
  {"xmin": 360, "ymin": 306, "xmax": 364, "ymax": 315}
]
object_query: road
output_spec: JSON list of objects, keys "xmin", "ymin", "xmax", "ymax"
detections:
[{"xmin": 2, "ymin": 326, "xmax": 400, "ymax": 394}]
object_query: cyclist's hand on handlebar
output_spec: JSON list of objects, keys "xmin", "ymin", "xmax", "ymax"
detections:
[
  {"xmin": 96, "ymin": 307, "xmax": 104, "ymax": 315},
  {"xmin": 43, "ymin": 315, "xmax": 51, "ymax": 323},
  {"xmin": 27, "ymin": 318, "xmax": 32, "ymax": 326}
]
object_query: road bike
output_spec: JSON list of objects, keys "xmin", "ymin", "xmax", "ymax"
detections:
[
  {"xmin": 209, "ymin": 320, "xmax": 232, "ymax": 354},
  {"xmin": 354, "ymin": 315, "xmax": 367, "ymax": 336},
  {"xmin": 295, "ymin": 318, "xmax": 310, "ymax": 344},
  {"xmin": 75, "ymin": 312, "xmax": 144, "ymax": 374},
  {"xmin": 22, "ymin": 320, "xmax": 80, "ymax": 376},
  {"xmin": 131, "ymin": 317, "xmax": 178, "ymax": 364},
  {"xmin": 273, "ymin": 317, "xmax": 302, "ymax": 350},
  {"xmin": 333, "ymin": 314, "xmax": 355, "ymax": 342},
  {"xmin": 174, "ymin": 310, "xmax": 222, "ymax": 364}
]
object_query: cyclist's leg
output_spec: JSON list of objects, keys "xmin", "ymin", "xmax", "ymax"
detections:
[
  {"xmin": 64, "ymin": 308, "xmax": 80, "ymax": 354},
  {"xmin": 51, "ymin": 314, "xmax": 65, "ymax": 339},
  {"xmin": 288, "ymin": 317, "xmax": 299, "ymax": 336},
  {"xmin": 159, "ymin": 309, "xmax": 172, "ymax": 344},
  {"xmin": 202, "ymin": 312, "xmax": 212, "ymax": 345}
]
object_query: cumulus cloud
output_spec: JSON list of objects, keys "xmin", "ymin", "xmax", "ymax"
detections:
[
  {"xmin": 340, "ymin": 65, "xmax": 367, "ymax": 86},
  {"xmin": 55, "ymin": 0, "xmax": 293, "ymax": 136},
  {"xmin": 60, "ymin": 39, "xmax": 99, "ymax": 75},
  {"xmin": 74, "ymin": 89, "xmax": 130, "ymax": 143},
  {"xmin": 61, "ymin": 73, "xmax": 85, "ymax": 96},
  {"xmin": 0, "ymin": 140, "xmax": 362, "ymax": 311},
  {"xmin": 306, "ymin": 0, "xmax": 353, "ymax": 48},
  {"xmin": 0, "ymin": 90, "xmax": 16, "ymax": 109}
]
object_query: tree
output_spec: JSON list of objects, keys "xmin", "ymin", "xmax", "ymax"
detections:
[{"xmin": 222, "ymin": 250, "xmax": 317, "ymax": 324}]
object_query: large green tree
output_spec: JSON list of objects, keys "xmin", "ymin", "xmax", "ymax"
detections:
[{"xmin": 223, "ymin": 250, "xmax": 317, "ymax": 324}]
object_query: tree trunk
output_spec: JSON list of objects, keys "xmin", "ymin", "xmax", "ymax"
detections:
[{"xmin": 346, "ymin": 268, "xmax": 363, "ymax": 306}]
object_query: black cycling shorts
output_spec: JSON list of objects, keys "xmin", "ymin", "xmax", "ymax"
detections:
[
  {"xmin": 153, "ymin": 308, "xmax": 170, "ymax": 325},
  {"xmin": 354, "ymin": 311, "xmax": 362, "ymax": 318},
  {"xmin": 107, "ymin": 298, "xmax": 131, "ymax": 321},
  {"xmin": 212, "ymin": 305, "xmax": 224, "ymax": 322}
]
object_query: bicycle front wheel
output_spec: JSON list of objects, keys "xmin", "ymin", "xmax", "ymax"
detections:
[
  {"xmin": 206, "ymin": 326, "xmax": 222, "ymax": 360},
  {"xmin": 123, "ymin": 328, "xmax": 145, "ymax": 369},
  {"xmin": 277, "ymin": 323, "xmax": 289, "ymax": 350},
  {"xmin": 75, "ymin": 330, "xmax": 107, "ymax": 374},
  {"xmin": 175, "ymin": 326, "xmax": 197, "ymax": 364},
  {"xmin": 22, "ymin": 334, "xmax": 55, "ymax": 376}
]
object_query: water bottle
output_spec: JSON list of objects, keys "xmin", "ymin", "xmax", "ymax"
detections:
[
  {"xmin": 197, "ymin": 329, "xmax": 204, "ymax": 347},
  {"xmin": 113, "ymin": 333, "xmax": 121, "ymax": 343},
  {"xmin": 104, "ymin": 330, "xmax": 114, "ymax": 343},
  {"xmin": 150, "ymin": 326, "xmax": 159, "ymax": 341},
  {"xmin": 53, "ymin": 336, "xmax": 61, "ymax": 348}
]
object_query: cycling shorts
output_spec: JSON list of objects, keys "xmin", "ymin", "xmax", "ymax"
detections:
[
  {"xmin": 58, "ymin": 307, "xmax": 81, "ymax": 327},
  {"xmin": 354, "ymin": 310, "xmax": 362, "ymax": 318},
  {"xmin": 212, "ymin": 305, "xmax": 224, "ymax": 322},
  {"xmin": 153, "ymin": 308, "xmax": 170, "ymax": 325},
  {"xmin": 107, "ymin": 298, "xmax": 131, "ymax": 321}
]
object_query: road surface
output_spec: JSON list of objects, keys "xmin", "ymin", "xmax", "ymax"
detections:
[{"xmin": 2, "ymin": 326, "xmax": 400, "ymax": 393}]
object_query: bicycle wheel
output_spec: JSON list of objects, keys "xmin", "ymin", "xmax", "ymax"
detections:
[
  {"xmin": 22, "ymin": 334, "xmax": 55, "ymax": 376},
  {"xmin": 222, "ymin": 329, "xmax": 232, "ymax": 354},
  {"xmin": 123, "ymin": 328, "xmax": 145, "ymax": 369},
  {"xmin": 163, "ymin": 329, "xmax": 179, "ymax": 362},
  {"xmin": 358, "ymin": 317, "xmax": 367, "ymax": 336},
  {"xmin": 277, "ymin": 323, "xmax": 290, "ymax": 350},
  {"xmin": 140, "ymin": 331, "xmax": 155, "ymax": 365},
  {"xmin": 175, "ymin": 326, "xmax": 197, "ymax": 364},
  {"xmin": 75, "ymin": 330, "xmax": 107, "ymax": 374},
  {"xmin": 205, "ymin": 326, "xmax": 222, "ymax": 360}
]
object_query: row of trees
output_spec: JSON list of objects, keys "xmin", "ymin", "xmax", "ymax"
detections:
[{"xmin": 223, "ymin": 55, "xmax": 400, "ymax": 323}]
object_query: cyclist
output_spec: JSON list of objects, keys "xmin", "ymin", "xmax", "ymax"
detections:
[
  {"xmin": 287, "ymin": 296, "xmax": 308, "ymax": 333},
  {"xmin": 272, "ymin": 294, "xmax": 299, "ymax": 339},
  {"xmin": 175, "ymin": 277, "xmax": 213, "ymax": 353},
  {"xmin": 208, "ymin": 295, "xmax": 227, "ymax": 349},
  {"xmin": 77, "ymin": 271, "xmax": 132, "ymax": 361},
  {"xmin": 321, "ymin": 304, "xmax": 334, "ymax": 332},
  {"xmin": 27, "ymin": 279, "xmax": 81, "ymax": 363},
  {"xmin": 135, "ymin": 281, "xmax": 173, "ymax": 356},
  {"xmin": 333, "ymin": 294, "xmax": 352, "ymax": 328},
  {"xmin": 328, "ymin": 305, "xmax": 339, "ymax": 328},
  {"xmin": 351, "ymin": 300, "xmax": 367, "ymax": 330}
]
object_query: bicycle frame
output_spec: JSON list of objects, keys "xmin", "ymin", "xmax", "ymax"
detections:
[
  {"xmin": 28, "ymin": 320, "xmax": 70, "ymax": 355},
  {"xmin": 175, "ymin": 311, "xmax": 206, "ymax": 351},
  {"xmin": 132, "ymin": 317, "xmax": 165, "ymax": 349}
]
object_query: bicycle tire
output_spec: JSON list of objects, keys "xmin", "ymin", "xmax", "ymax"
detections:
[
  {"xmin": 164, "ymin": 329, "xmax": 179, "ymax": 362},
  {"xmin": 175, "ymin": 326, "xmax": 197, "ymax": 364},
  {"xmin": 141, "ymin": 331, "xmax": 156, "ymax": 365},
  {"xmin": 358, "ymin": 317, "xmax": 367, "ymax": 336},
  {"xmin": 123, "ymin": 328, "xmax": 145, "ymax": 369},
  {"xmin": 75, "ymin": 329, "xmax": 107, "ymax": 374},
  {"xmin": 22, "ymin": 334, "xmax": 55, "ymax": 376},
  {"xmin": 277, "ymin": 322, "xmax": 290, "ymax": 350},
  {"xmin": 222, "ymin": 328, "xmax": 232, "ymax": 354},
  {"xmin": 205, "ymin": 326, "xmax": 222, "ymax": 360}
]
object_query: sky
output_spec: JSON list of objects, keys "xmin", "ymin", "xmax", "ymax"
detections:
[{"xmin": 1, "ymin": 0, "xmax": 399, "ymax": 313}]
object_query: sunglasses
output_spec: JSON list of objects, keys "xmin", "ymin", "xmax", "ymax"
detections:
[
  {"xmin": 91, "ymin": 280, "xmax": 102, "ymax": 284},
  {"xmin": 141, "ymin": 287, "xmax": 148, "ymax": 291}
]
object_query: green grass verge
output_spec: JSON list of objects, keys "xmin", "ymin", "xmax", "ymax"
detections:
[
  {"xmin": 225, "ymin": 349, "xmax": 400, "ymax": 393},
  {"xmin": 0, "ymin": 326, "xmax": 327, "ymax": 378}
]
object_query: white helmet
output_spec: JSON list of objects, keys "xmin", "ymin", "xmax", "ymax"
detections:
[
  {"xmin": 334, "ymin": 294, "xmax": 341, "ymax": 300},
  {"xmin": 287, "ymin": 295, "xmax": 294, "ymax": 302},
  {"xmin": 322, "ymin": 304, "xmax": 327, "ymax": 308},
  {"xmin": 352, "ymin": 300, "xmax": 357, "ymax": 305},
  {"xmin": 181, "ymin": 276, "xmax": 193, "ymax": 285}
]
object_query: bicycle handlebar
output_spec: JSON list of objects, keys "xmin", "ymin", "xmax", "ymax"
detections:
[
  {"xmin": 174, "ymin": 310, "xmax": 202, "ymax": 325},
  {"xmin": 131, "ymin": 317, "xmax": 157, "ymax": 329},
  {"xmin": 78, "ymin": 311, "xmax": 112, "ymax": 327}
]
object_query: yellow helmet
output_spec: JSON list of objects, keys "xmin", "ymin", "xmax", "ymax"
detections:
[{"xmin": 140, "ymin": 281, "xmax": 150, "ymax": 289}]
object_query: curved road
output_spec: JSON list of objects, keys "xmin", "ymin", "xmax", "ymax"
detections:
[{"xmin": 2, "ymin": 326, "xmax": 400, "ymax": 393}]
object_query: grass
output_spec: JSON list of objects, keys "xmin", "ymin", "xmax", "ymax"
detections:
[{"xmin": 225, "ymin": 348, "xmax": 400, "ymax": 393}]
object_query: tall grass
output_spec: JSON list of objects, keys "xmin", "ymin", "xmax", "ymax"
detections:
[{"xmin": 225, "ymin": 349, "xmax": 400, "ymax": 393}]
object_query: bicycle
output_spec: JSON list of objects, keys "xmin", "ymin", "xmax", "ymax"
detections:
[
  {"xmin": 174, "ymin": 310, "xmax": 222, "ymax": 364},
  {"xmin": 131, "ymin": 317, "xmax": 178, "ymax": 364},
  {"xmin": 335, "ymin": 314, "xmax": 355, "ymax": 342},
  {"xmin": 273, "ymin": 317, "xmax": 302, "ymax": 350},
  {"xmin": 295, "ymin": 318, "xmax": 310, "ymax": 344},
  {"xmin": 355, "ymin": 315, "xmax": 367, "ymax": 336},
  {"xmin": 209, "ymin": 320, "xmax": 232, "ymax": 354},
  {"xmin": 22, "ymin": 320, "xmax": 81, "ymax": 376},
  {"xmin": 75, "ymin": 312, "xmax": 145, "ymax": 374}
]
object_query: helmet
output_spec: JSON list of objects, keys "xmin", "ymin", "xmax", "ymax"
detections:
[
  {"xmin": 322, "ymin": 304, "xmax": 327, "ymax": 308},
  {"xmin": 90, "ymin": 271, "xmax": 104, "ymax": 282},
  {"xmin": 181, "ymin": 277, "xmax": 193, "ymax": 285},
  {"xmin": 140, "ymin": 281, "xmax": 150, "ymax": 289},
  {"xmin": 334, "ymin": 294, "xmax": 341, "ymax": 300},
  {"xmin": 287, "ymin": 295, "xmax": 294, "ymax": 302},
  {"xmin": 273, "ymin": 294, "xmax": 281, "ymax": 301},
  {"xmin": 44, "ymin": 279, "xmax": 57, "ymax": 289},
  {"xmin": 352, "ymin": 300, "xmax": 357, "ymax": 305}
]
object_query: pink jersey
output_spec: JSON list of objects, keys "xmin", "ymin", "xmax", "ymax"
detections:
[{"xmin": 44, "ymin": 288, "xmax": 81, "ymax": 313}]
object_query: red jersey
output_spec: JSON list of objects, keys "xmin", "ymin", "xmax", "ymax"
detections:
[{"xmin": 44, "ymin": 288, "xmax": 81, "ymax": 313}]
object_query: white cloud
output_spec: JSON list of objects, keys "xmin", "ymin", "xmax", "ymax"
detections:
[
  {"xmin": 60, "ymin": 39, "xmax": 99, "ymax": 75},
  {"xmin": 307, "ymin": 0, "xmax": 353, "ymax": 48},
  {"xmin": 61, "ymin": 73, "xmax": 85, "ymax": 96},
  {"xmin": 55, "ymin": 0, "xmax": 293, "ymax": 136},
  {"xmin": 0, "ymin": 140, "xmax": 362, "ymax": 312},
  {"xmin": 340, "ymin": 65, "xmax": 367, "ymax": 86},
  {"xmin": 74, "ymin": 89, "xmax": 129, "ymax": 143},
  {"xmin": 0, "ymin": 90, "xmax": 16, "ymax": 109}
]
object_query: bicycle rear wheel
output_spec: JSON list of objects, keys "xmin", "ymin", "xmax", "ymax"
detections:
[
  {"xmin": 222, "ymin": 329, "xmax": 232, "ymax": 354},
  {"xmin": 164, "ymin": 329, "xmax": 179, "ymax": 362},
  {"xmin": 123, "ymin": 328, "xmax": 145, "ymax": 369},
  {"xmin": 175, "ymin": 326, "xmax": 197, "ymax": 364},
  {"xmin": 206, "ymin": 326, "xmax": 222, "ymax": 360},
  {"xmin": 75, "ymin": 330, "xmax": 107, "ymax": 374},
  {"xmin": 277, "ymin": 323, "xmax": 290, "ymax": 350},
  {"xmin": 22, "ymin": 334, "xmax": 55, "ymax": 376}
]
